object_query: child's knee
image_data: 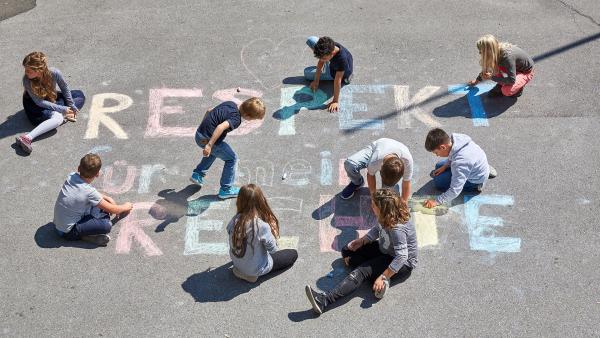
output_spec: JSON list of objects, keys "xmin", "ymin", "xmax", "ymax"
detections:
[
  {"xmin": 344, "ymin": 159, "xmax": 358, "ymax": 174},
  {"xmin": 306, "ymin": 36, "xmax": 319, "ymax": 49},
  {"xmin": 501, "ymin": 85, "xmax": 516, "ymax": 96}
]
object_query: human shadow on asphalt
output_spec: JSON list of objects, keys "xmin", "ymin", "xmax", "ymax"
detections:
[
  {"xmin": 0, "ymin": 110, "xmax": 30, "ymax": 141},
  {"xmin": 272, "ymin": 83, "xmax": 332, "ymax": 120},
  {"xmin": 432, "ymin": 91, "xmax": 517, "ymax": 120},
  {"xmin": 148, "ymin": 185, "xmax": 201, "ymax": 232},
  {"xmin": 288, "ymin": 258, "xmax": 413, "ymax": 321},
  {"xmin": 311, "ymin": 187, "xmax": 377, "ymax": 252},
  {"xmin": 34, "ymin": 222, "xmax": 104, "ymax": 249},
  {"xmin": 182, "ymin": 261, "xmax": 291, "ymax": 302}
]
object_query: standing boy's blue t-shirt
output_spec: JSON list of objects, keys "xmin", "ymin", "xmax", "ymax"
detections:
[
  {"xmin": 329, "ymin": 43, "xmax": 353, "ymax": 81},
  {"xmin": 196, "ymin": 101, "xmax": 242, "ymax": 145}
]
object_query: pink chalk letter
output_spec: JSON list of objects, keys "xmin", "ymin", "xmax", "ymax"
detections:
[
  {"xmin": 145, "ymin": 88, "xmax": 202, "ymax": 138},
  {"xmin": 115, "ymin": 202, "xmax": 163, "ymax": 256}
]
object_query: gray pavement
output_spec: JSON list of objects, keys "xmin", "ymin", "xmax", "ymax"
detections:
[{"xmin": 0, "ymin": 0, "xmax": 599, "ymax": 337}]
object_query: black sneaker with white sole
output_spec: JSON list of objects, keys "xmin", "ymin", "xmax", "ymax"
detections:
[
  {"xmin": 81, "ymin": 234, "xmax": 110, "ymax": 246},
  {"xmin": 488, "ymin": 165, "xmax": 497, "ymax": 179},
  {"xmin": 305, "ymin": 285, "xmax": 328, "ymax": 314}
]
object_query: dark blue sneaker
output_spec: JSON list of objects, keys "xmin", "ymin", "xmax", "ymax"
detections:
[
  {"xmin": 218, "ymin": 186, "xmax": 240, "ymax": 199},
  {"xmin": 305, "ymin": 285, "xmax": 328, "ymax": 314},
  {"xmin": 189, "ymin": 172, "xmax": 204, "ymax": 186},
  {"xmin": 340, "ymin": 181, "xmax": 362, "ymax": 200}
]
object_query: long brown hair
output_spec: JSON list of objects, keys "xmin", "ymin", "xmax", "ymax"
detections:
[
  {"xmin": 372, "ymin": 188, "xmax": 410, "ymax": 228},
  {"xmin": 231, "ymin": 184, "xmax": 280, "ymax": 258},
  {"xmin": 22, "ymin": 52, "xmax": 56, "ymax": 102}
]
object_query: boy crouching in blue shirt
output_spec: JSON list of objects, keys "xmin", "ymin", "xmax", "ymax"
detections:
[
  {"xmin": 423, "ymin": 128, "xmax": 497, "ymax": 208},
  {"xmin": 53, "ymin": 154, "xmax": 133, "ymax": 246},
  {"xmin": 190, "ymin": 98, "xmax": 266, "ymax": 199},
  {"xmin": 304, "ymin": 36, "xmax": 353, "ymax": 113}
]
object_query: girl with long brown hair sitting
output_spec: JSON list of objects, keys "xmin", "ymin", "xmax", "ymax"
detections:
[
  {"xmin": 305, "ymin": 188, "xmax": 418, "ymax": 314},
  {"xmin": 227, "ymin": 184, "xmax": 298, "ymax": 282},
  {"xmin": 16, "ymin": 52, "xmax": 85, "ymax": 154}
]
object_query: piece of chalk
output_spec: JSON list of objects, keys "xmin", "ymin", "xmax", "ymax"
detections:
[
  {"xmin": 236, "ymin": 87, "xmax": 241, "ymax": 92},
  {"xmin": 282, "ymin": 173, "xmax": 287, "ymax": 180}
]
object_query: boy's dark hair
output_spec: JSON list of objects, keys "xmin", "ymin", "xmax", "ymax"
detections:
[
  {"xmin": 380, "ymin": 156, "xmax": 404, "ymax": 187},
  {"xmin": 313, "ymin": 36, "xmax": 335, "ymax": 58},
  {"xmin": 425, "ymin": 128, "xmax": 451, "ymax": 152},
  {"xmin": 79, "ymin": 153, "xmax": 102, "ymax": 179}
]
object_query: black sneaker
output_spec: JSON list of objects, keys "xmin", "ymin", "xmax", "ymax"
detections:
[
  {"xmin": 340, "ymin": 181, "xmax": 362, "ymax": 200},
  {"xmin": 488, "ymin": 165, "xmax": 498, "ymax": 179},
  {"xmin": 81, "ymin": 234, "xmax": 110, "ymax": 246},
  {"xmin": 487, "ymin": 84, "xmax": 503, "ymax": 97},
  {"xmin": 305, "ymin": 285, "xmax": 327, "ymax": 314}
]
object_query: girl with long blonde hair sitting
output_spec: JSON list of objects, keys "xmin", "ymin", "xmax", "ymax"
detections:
[
  {"xmin": 16, "ymin": 52, "xmax": 85, "ymax": 154},
  {"xmin": 468, "ymin": 34, "xmax": 534, "ymax": 98}
]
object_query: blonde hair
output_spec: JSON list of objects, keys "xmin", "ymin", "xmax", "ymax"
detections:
[
  {"xmin": 372, "ymin": 189, "xmax": 410, "ymax": 228},
  {"xmin": 239, "ymin": 97, "xmax": 266, "ymax": 120},
  {"xmin": 22, "ymin": 52, "xmax": 56, "ymax": 102},
  {"xmin": 476, "ymin": 34, "xmax": 512, "ymax": 76}
]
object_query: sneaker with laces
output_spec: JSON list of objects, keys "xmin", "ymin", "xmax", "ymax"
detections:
[
  {"xmin": 232, "ymin": 267, "xmax": 258, "ymax": 283},
  {"xmin": 218, "ymin": 186, "xmax": 240, "ymax": 199},
  {"xmin": 305, "ymin": 285, "xmax": 328, "ymax": 314},
  {"xmin": 15, "ymin": 135, "xmax": 32, "ymax": 154},
  {"xmin": 81, "ymin": 234, "xmax": 110, "ymax": 246},
  {"xmin": 189, "ymin": 172, "xmax": 205, "ymax": 186},
  {"xmin": 488, "ymin": 165, "xmax": 498, "ymax": 179},
  {"xmin": 340, "ymin": 181, "xmax": 363, "ymax": 200},
  {"xmin": 374, "ymin": 278, "xmax": 390, "ymax": 299}
]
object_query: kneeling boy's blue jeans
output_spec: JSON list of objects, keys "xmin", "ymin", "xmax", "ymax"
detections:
[
  {"xmin": 432, "ymin": 160, "xmax": 480, "ymax": 192},
  {"xmin": 193, "ymin": 131, "xmax": 238, "ymax": 191},
  {"xmin": 60, "ymin": 207, "xmax": 112, "ymax": 240}
]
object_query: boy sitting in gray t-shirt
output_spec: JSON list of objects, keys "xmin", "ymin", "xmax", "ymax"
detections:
[{"xmin": 53, "ymin": 154, "xmax": 133, "ymax": 246}]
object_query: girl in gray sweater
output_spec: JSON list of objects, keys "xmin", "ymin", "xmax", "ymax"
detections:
[
  {"xmin": 227, "ymin": 184, "xmax": 298, "ymax": 282},
  {"xmin": 16, "ymin": 52, "xmax": 85, "ymax": 154},
  {"xmin": 305, "ymin": 189, "xmax": 418, "ymax": 314},
  {"xmin": 468, "ymin": 34, "xmax": 534, "ymax": 97}
]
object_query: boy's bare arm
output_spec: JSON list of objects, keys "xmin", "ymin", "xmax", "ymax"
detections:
[
  {"xmin": 310, "ymin": 59, "xmax": 325, "ymax": 92},
  {"xmin": 367, "ymin": 174, "xmax": 377, "ymax": 195},
  {"xmin": 98, "ymin": 199, "xmax": 133, "ymax": 215},
  {"xmin": 203, "ymin": 121, "xmax": 230, "ymax": 157},
  {"xmin": 328, "ymin": 71, "xmax": 344, "ymax": 112},
  {"xmin": 401, "ymin": 180, "xmax": 411, "ymax": 202}
]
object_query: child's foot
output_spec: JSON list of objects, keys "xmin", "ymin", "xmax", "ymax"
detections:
[
  {"xmin": 15, "ymin": 135, "xmax": 32, "ymax": 154},
  {"xmin": 64, "ymin": 113, "xmax": 77, "ymax": 122},
  {"xmin": 305, "ymin": 285, "xmax": 328, "ymax": 314},
  {"xmin": 340, "ymin": 181, "xmax": 362, "ymax": 200},
  {"xmin": 218, "ymin": 186, "xmax": 240, "ymax": 199},
  {"xmin": 513, "ymin": 88, "xmax": 524, "ymax": 97},
  {"xmin": 189, "ymin": 172, "xmax": 205, "ymax": 186},
  {"xmin": 81, "ymin": 234, "xmax": 110, "ymax": 246},
  {"xmin": 232, "ymin": 267, "xmax": 258, "ymax": 283},
  {"xmin": 488, "ymin": 165, "xmax": 498, "ymax": 179},
  {"xmin": 374, "ymin": 278, "xmax": 390, "ymax": 299},
  {"xmin": 487, "ymin": 84, "xmax": 503, "ymax": 97}
]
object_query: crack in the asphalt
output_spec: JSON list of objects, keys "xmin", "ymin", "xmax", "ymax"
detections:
[{"xmin": 557, "ymin": 0, "xmax": 600, "ymax": 26}]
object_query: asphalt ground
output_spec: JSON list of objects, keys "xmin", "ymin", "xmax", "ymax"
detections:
[{"xmin": 0, "ymin": 0, "xmax": 599, "ymax": 337}]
